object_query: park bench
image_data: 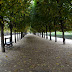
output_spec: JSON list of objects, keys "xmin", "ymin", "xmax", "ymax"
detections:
[{"xmin": 4, "ymin": 37, "xmax": 13, "ymax": 48}]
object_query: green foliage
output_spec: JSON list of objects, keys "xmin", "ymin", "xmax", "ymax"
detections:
[{"xmin": 0, "ymin": 0, "xmax": 72, "ymax": 32}]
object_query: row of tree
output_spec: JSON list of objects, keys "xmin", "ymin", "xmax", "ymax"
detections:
[
  {"xmin": 31, "ymin": 0, "xmax": 72, "ymax": 44},
  {"xmin": 0, "ymin": 0, "xmax": 72, "ymax": 52},
  {"xmin": 0, "ymin": 0, "xmax": 32, "ymax": 52}
]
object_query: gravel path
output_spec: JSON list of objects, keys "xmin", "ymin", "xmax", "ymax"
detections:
[{"xmin": 0, "ymin": 34, "xmax": 72, "ymax": 72}]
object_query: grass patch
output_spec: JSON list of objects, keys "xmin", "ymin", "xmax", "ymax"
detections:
[{"xmin": 48, "ymin": 31, "xmax": 72, "ymax": 39}]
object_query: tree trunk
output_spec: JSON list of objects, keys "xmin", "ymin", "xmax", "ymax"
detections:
[
  {"xmin": 50, "ymin": 31, "xmax": 51, "ymax": 40},
  {"xmin": 63, "ymin": 31, "xmax": 65, "ymax": 44},
  {"xmin": 15, "ymin": 30, "xmax": 16, "ymax": 43},
  {"xmin": 55, "ymin": 30, "xmax": 57, "ymax": 42},
  {"xmin": 44, "ymin": 31, "xmax": 45, "ymax": 39},
  {"xmin": 10, "ymin": 25, "xmax": 12, "ymax": 45},
  {"xmin": 21, "ymin": 32, "xmax": 23, "ymax": 39},
  {"xmin": 61, "ymin": 20, "xmax": 65, "ymax": 44},
  {"xmin": 20, "ymin": 32, "xmax": 21, "ymax": 39},
  {"xmin": 17, "ymin": 32, "xmax": 18, "ymax": 41},
  {"xmin": 19, "ymin": 32, "xmax": 20, "ymax": 40},
  {"xmin": 49, "ymin": 25, "xmax": 51, "ymax": 40},
  {"xmin": 46, "ymin": 25, "xmax": 48, "ymax": 39},
  {"xmin": 14, "ymin": 24, "xmax": 16, "ymax": 43},
  {"xmin": 42, "ymin": 31, "xmax": 43, "ymax": 38},
  {"xmin": 54, "ymin": 21, "xmax": 57, "ymax": 42},
  {"xmin": 58, "ymin": 2, "xmax": 65, "ymax": 44},
  {"xmin": 1, "ymin": 23, "xmax": 5, "ymax": 52}
]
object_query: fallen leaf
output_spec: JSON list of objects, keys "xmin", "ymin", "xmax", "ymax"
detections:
[{"xmin": 56, "ymin": 63, "xmax": 59, "ymax": 65}]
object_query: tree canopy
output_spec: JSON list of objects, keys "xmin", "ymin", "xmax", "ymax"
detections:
[{"xmin": 0, "ymin": 0, "xmax": 72, "ymax": 32}]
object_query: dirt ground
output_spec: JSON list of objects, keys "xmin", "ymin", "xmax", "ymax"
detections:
[{"xmin": 0, "ymin": 34, "xmax": 72, "ymax": 72}]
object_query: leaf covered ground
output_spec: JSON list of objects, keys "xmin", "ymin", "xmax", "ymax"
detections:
[{"xmin": 0, "ymin": 34, "xmax": 72, "ymax": 72}]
